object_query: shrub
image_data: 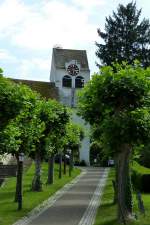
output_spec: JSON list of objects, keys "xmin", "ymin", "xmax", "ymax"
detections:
[
  {"xmin": 79, "ymin": 160, "xmax": 87, "ymax": 166},
  {"xmin": 131, "ymin": 161, "xmax": 150, "ymax": 193}
]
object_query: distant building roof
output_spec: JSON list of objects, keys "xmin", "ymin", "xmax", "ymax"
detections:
[
  {"xmin": 53, "ymin": 48, "xmax": 90, "ymax": 70},
  {"xmin": 12, "ymin": 79, "xmax": 59, "ymax": 100}
]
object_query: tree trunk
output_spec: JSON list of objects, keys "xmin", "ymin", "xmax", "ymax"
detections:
[
  {"xmin": 116, "ymin": 144, "xmax": 132, "ymax": 224},
  {"xmin": 15, "ymin": 155, "xmax": 19, "ymax": 202},
  {"xmin": 17, "ymin": 160, "xmax": 23, "ymax": 210},
  {"xmin": 69, "ymin": 149, "xmax": 73, "ymax": 177},
  {"xmin": 14, "ymin": 154, "xmax": 24, "ymax": 210},
  {"xmin": 63, "ymin": 150, "xmax": 67, "ymax": 175},
  {"xmin": 32, "ymin": 152, "xmax": 42, "ymax": 191},
  {"xmin": 58, "ymin": 153, "xmax": 62, "ymax": 179},
  {"xmin": 47, "ymin": 154, "xmax": 54, "ymax": 184},
  {"xmin": 112, "ymin": 179, "xmax": 117, "ymax": 204},
  {"xmin": 112, "ymin": 156, "xmax": 118, "ymax": 204}
]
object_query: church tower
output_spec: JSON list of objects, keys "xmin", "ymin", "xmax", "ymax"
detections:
[{"xmin": 50, "ymin": 48, "xmax": 90, "ymax": 165}]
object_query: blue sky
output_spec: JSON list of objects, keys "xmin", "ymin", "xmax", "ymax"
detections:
[{"xmin": 0, "ymin": 0, "xmax": 149, "ymax": 81}]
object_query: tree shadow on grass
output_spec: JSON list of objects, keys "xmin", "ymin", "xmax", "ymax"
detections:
[
  {"xmin": 101, "ymin": 202, "xmax": 115, "ymax": 207},
  {"xmin": 101, "ymin": 219, "xmax": 118, "ymax": 225}
]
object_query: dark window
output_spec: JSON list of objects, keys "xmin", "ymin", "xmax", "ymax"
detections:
[
  {"xmin": 62, "ymin": 75, "xmax": 72, "ymax": 88},
  {"xmin": 75, "ymin": 76, "xmax": 84, "ymax": 88}
]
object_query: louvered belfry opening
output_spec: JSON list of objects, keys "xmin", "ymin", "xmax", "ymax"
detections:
[
  {"xmin": 62, "ymin": 75, "xmax": 72, "ymax": 88},
  {"xmin": 75, "ymin": 76, "xmax": 84, "ymax": 88}
]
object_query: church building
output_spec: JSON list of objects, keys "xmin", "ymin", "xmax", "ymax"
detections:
[
  {"xmin": 13, "ymin": 48, "xmax": 91, "ymax": 165},
  {"xmin": 50, "ymin": 48, "xmax": 90, "ymax": 165}
]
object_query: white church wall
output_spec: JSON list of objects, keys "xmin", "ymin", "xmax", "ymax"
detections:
[
  {"xmin": 79, "ymin": 70, "xmax": 90, "ymax": 83},
  {"xmin": 50, "ymin": 54, "xmax": 56, "ymax": 82},
  {"xmin": 50, "ymin": 48, "xmax": 91, "ymax": 166},
  {"xmin": 59, "ymin": 88, "xmax": 72, "ymax": 106},
  {"xmin": 72, "ymin": 111, "xmax": 90, "ymax": 166},
  {"xmin": 54, "ymin": 68, "xmax": 91, "ymax": 164},
  {"xmin": 54, "ymin": 68, "xmax": 90, "ymax": 107}
]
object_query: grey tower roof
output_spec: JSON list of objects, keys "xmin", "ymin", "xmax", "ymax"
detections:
[{"xmin": 52, "ymin": 48, "xmax": 90, "ymax": 70}]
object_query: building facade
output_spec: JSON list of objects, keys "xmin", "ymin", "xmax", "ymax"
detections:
[{"xmin": 50, "ymin": 48, "xmax": 90, "ymax": 165}]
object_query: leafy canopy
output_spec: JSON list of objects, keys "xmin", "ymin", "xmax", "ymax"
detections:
[
  {"xmin": 0, "ymin": 76, "xmax": 40, "ymax": 130},
  {"xmin": 0, "ymin": 76, "xmax": 70, "ymax": 159},
  {"xmin": 96, "ymin": 2, "xmax": 150, "ymax": 68},
  {"xmin": 78, "ymin": 63, "xmax": 150, "ymax": 153}
]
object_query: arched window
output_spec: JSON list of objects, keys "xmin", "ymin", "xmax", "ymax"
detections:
[
  {"xmin": 62, "ymin": 75, "xmax": 72, "ymax": 88},
  {"xmin": 75, "ymin": 76, "xmax": 84, "ymax": 88}
]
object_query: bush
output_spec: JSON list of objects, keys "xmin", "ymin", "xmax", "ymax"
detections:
[
  {"xmin": 131, "ymin": 170, "xmax": 141, "ymax": 191},
  {"xmin": 79, "ymin": 160, "xmax": 87, "ymax": 166},
  {"xmin": 138, "ymin": 145, "xmax": 150, "ymax": 168},
  {"xmin": 90, "ymin": 141, "xmax": 108, "ymax": 166},
  {"xmin": 141, "ymin": 175, "xmax": 150, "ymax": 192},
  {"xmin": 131, "ymin": 161, "xmax": 150, "ymax": 193}
]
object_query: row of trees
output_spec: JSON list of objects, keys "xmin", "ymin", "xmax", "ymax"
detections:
[
  {"xmin": 76, "ymin": 1, "xmax": 150, "ymax": 224},
  {"xmin": 0, "ymin": 71, "xmax": 83, "ymax": 209},
  {"xmin": 87, "ymin": 1, "xmax": 150, "ymax": 223}
]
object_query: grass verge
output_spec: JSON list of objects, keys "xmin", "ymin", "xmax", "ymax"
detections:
[
  {"xmin": 132, "ymin": 161, "xmax": 150, "ymax": 174},
  {"xmin": 0, "ymin": 162, "xmax": 80, "ymax": 225},
  {"xmin": 94, "ymin": 169, "xmax": 150, "ymax": 225}
]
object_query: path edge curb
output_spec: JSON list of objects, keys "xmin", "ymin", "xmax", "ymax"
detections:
[{"xmin": 78, "ymin": 168, "xmax": 110, "ymax": 225}]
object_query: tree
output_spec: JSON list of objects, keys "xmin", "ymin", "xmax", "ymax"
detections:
[
  {"xmin": 135, "ymin": 144, "xmax": 150, "ymax": 168},
  {"xmin": 0, "ymin": 76, "xmax": 36, "ymax": 130},
  {"xmin": 30, "ymin": 99, "xmax": 69, "ymax": 189},
  {"xmin": 0, "ymin": 68, "xmax": 3, "ymax": 76},
  {"xmin": 78, "ymin": 63, "xmax": 150, "ymax": 223},
  {"xmin": 64, "ymin": 122, "xmax": 84, "ymax": 176},
  {"xmin": 0, "ymin": 81, "xmax": 43, "ymax": 208},
  {"xmin": 96, "ymin": 2, "xmax": 150, "ymax": 68}
]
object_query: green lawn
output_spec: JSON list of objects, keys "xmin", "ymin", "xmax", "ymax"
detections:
[
  {"xmin": 94, "ymin": 169, "xmax": 150, "ymax": 225},
  {"xmin": 132, "ymin": 161, "xmax": 150, "ymax": 174},
  {"xmin": 0, "ymin": 162, "xmax": 80, "ymax": 225}
]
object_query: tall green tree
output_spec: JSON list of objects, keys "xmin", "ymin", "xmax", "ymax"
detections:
[
  {"xmin": 0, "ymin": 84, "xmax": 43, "ymax": 201},
  {"xmin": 0, "ymin": 68, "xmax": 3, "ymax": 77},
  {"xmin": 96, "ymin": 2, "xmax": 150, "ymax": 68},
  {"xmin": 0, "ymin": 76, "xmax": 36, "ymax": 130},
  {"xmin": 78, "ymin": 63, "xmax": 150, "ymax": 223},
  {"xmin": 63, "ymin": 122, "xmax": 84, "ymax": 176},
  {"xmin": 30, "ymin": 99, "xmax": 69, "ymax": 188}
]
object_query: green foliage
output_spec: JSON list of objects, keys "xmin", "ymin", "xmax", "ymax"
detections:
[
  {"xmin": 78, "ymin": 63, "xmax": 150, "ymax": 219},
  {"xmin": 0, "ymin": 75, "xmax": 71, "ymax": 160},
  {"xmin": 96, "ymin": 2, "xmax": 150, "ymax": 68},
  {"xmin": 63, "ymin": 122, "xmax": 84, "ymax": 151},
  {"xmin": 36, "ymin": 100, "xmax": 70, "ymax": 157},
  {"xmin": 90, "ymin": 141, "xmax": 107, "ymax": 166},
  {"xmin": 131, "ymin": 161, "xmax": 150, "ymax": 192},
  {"xmin": 0, "ymin": 68, "xmax": 3, "ymax": 76},
  {"xmin": 0, "ymin": 76, "xmax": 40, "ymax": 130},
  {"xmin": 137, "ymin": 144, "xmax": 150, "ymax": 168},
  {"xmin": 78, "ymin": 63, "xmax": 150, "ymax": 153}
]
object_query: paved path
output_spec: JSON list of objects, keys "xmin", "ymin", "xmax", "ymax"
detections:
[{"xmin": 13, "ymin": 167, "xmax": 109, "ymax": 225}]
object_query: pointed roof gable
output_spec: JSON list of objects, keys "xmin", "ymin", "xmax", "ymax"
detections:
[{"xmin": 52, "ymin": 48, "xmax": 90, "ymax": 71}]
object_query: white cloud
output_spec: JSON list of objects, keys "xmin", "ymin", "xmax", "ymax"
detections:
[
  {"xmin": 0, "ymin": 49, "xmax": 17, "ymax": 61},
  {"xmin": 0, "ymin": 0, "xmax": 98, "ymax": 50},
  {"xmin": 15, "ymin": 58, "xmax": 51, "ymax": 81},
  {"xmin": 31, "ymin": 58, "xmax": 50, "ymax": 71},
  {"xmin": 0, "ymin": 0, "xmax": 30, "ymax": 37},
  {"xmin": 0, "ymin": 0, "xmax": 106, "ymax": 78},
  {"xmin": 72, "ymin": 0, "xmax": 105, "ymax": 9}
]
